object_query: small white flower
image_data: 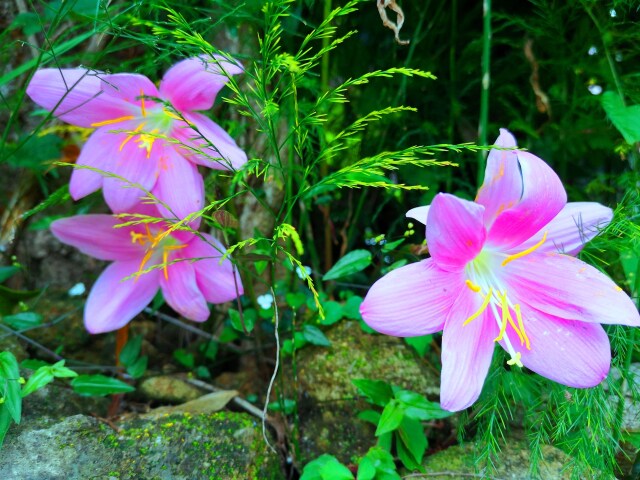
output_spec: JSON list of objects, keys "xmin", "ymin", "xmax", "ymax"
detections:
[
  {"xmin": 257, "ymin": 293, "xmax": 274, "ymax": 309},
  {"xmin": 295, "ymin": 265, "xmax": 312, "ymax": 279},
  {"xmin": 68, "ymin": 282, "xmax": 86, "ymax": 297}
]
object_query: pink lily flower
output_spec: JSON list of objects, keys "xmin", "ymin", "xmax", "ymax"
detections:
[
  {"xmin": 26, "ymin": 55, "xmax": 247, "ymax": 219},
  {"xmin": 50, "ymin": 204, "xmax": 243, "ymax": 334},
  {"xmin": 360, "ymin": 129, "xmax": 640, "ymax": 412}
]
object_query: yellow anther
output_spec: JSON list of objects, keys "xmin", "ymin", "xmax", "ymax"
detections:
[
  {"xmin": 507, "ymin": 351, "xmax": 523, "ymax": 367},
  {"xmin": 463, "ymin": 287, "xmax": 493, "ymax": 326},
  {"xmin": 136, "ymin": 249, "xmax": 155, "ymax": 282},
  {"xmin": 514, "ymin": 304, "xmax": 530, "ymax": 350},
  {"xmin": 161, "ymin": 244, "xmax": 188, "ymax": 280},
  {"xmin": 140, "ymin": 89, "xmax": 147, "ymax": 117},
  {"xmin": 502, "ymin": 231, "xmax": 548, "ymax": 266},
  {"xmin": 119, "ymin": 123, "xmax": 146, "ymax": 151},
  {"xmin": 91, "ymin": 115, "xmax": 135, "ymax": 127},
  {"xmin": 163, "ymin": 108, "xmax": 184, "ymax": 121},
  {"xmin": 465, "ymin": 279, "xmax": 481, "ymax": 293}
]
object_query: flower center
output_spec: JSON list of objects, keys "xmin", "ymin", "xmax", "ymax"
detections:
[
  {"xmin": 130, "ymin": 225, "xmax": 187, "ymax": 280},
  {"xmin": 462, "ymin": 232, "xmax": 548, "ymax": 367},
  {"xmin": 91, "ymin": 89, "xmax": 184, "ymax": 158}
]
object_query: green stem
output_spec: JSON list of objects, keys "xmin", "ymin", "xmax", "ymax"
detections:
[
  {"xmin": 477, "ymin": 0, "xmax": 492, "ymax": 186},
  {"xmin": 447, "ymin": 0, "xmax": 458, "ymax": 192}
]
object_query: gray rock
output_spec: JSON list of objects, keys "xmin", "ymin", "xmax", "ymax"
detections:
[{"xmin": 0, "ymin": 412, "xmax": 283, "ymax": 480}]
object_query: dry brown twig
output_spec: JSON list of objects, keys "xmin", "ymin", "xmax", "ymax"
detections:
[{"xmin": 377, "ymin": 0, "xmax": 410, "ymax": 45}]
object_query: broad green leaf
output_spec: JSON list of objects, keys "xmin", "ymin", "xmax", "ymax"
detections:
[
  {"xmin": 356, "ymin": 457, "xmax": 376, "ymax": 480},
  {"xmin": 302, "ymin": 325, "xmax": 331, "ymax": 347},
  {"xmin": 396, "ymin": 434, "xmax": 422, "ymax": 471},
  {"xmin": 601, "ymin": 91, "xmax": 640, "ymax": 144},
  {"xmin": 0, "ymin": 266, "xmax": 19, "ymax": 284},
  {"xmin": 267, "ymin": 398, "xmax": 296, "ymax": 415},
  {"xmin": 20, "ymin": 359, "xmax": 48, "ymax": 370},
  {"xmin": 620, "ymin": 247, "xmax": 640, "ymax": 295},
  {"xmin": 361, "ymin": 446, "xmax": 400, "ymax": 478},
  {"xmin": 375, "ymin": 400, "xmax": 404, "ymax": 436},
  {"xmin": 119, "ymin": 335, "xmax": 143, "ymax": 367},
  {"xmin": 0, "ymin": 352, "xmax": 21, "ymax": 423},
  {"xmin": 396, "ymin": 416, "xmax": 427, "ymax": 465},
  {"xmin": 300, "ymin": 454, "xmax": 354, "ymax": 480},
  {"xmin": 323, "ymin": 250, "xmax": 372, "ymax": 281},
  {"xmin": 0, "ymin": 405, "xmax": 12, "ymax": 447},
  {"xmin": 395, "ymin": 389, "xmax": 451, "ymax": 420},
  {"xmin": 382, "ymin": 238, "xmax": 405, "ymax": 253},
  {"xmin": 286, "ymin": 292, "xmax": 307, "ymax": 309},
  {"xmin": 173, "ymin": 349, "xmax": 195, "ymax": 369},
  {"xmin": 21, "ymin": 367, "xmax": 54, "ymax": 397},
  {"xmin": 377, "ymin": 431, "xmax": 393, "ymax": 451},
  {"xmin": 319, "ymin": 301, "xmax": 343, "ymax": 325},
  {"xmin": 70, "ymin": 375, "xmax": 135, "ymax": 397},
  {"xmin": 2, "ymin": 312, "xmax": 42, "ymax": 330},
  {"xmin": 357, "ymin": 409, "xmax": 381, "ymax": 425},
  {"xmin": 126, "ymin": 356, "xmax": 148, "ymax": 379},
  {"xmin": 343, "ymin": 296, "xmax": 363, "ymax": 320},
  {"xmin": 404, "ymin": 335, "xmax": 432, "ymax": 357},
  {"xmin": 352, "ymin": 379, "xmax": 393, "ymax": 407},
  {"xmin": 229, "ymin": 308, "xmax": 255, "ymax": 333},
  {"xmin": 50, "ymin": 361, "xmax": 77, "ymax": 378}
]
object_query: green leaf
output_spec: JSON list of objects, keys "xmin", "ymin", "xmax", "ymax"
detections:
[
  {"xmin": 0, "ymin": 351, "xmax": 21, "ymax": 423},
  {"xmin": 0, "ymin": 266, "xmax": 19, "ymax": 284},
  {"xmin": 357, "ymin": 409, "xmax": 382, "ymax": 425},
  {"xmin": 0, "ymin": 404, "xmax": 12, "ymax": 447},
  {"xmin": 352, "ymin": 378, "xmax": 393, "ymax": 407},
  {"xmin": 173, "ymin": 349, "xmax": 195, "ymax": 369},
  {"xmin": 396, "ymin": 433, "xmax": 422, "ymax": 471},
  {"xmin": 319, "ymin": 301, "xmax": 343, "ymax": 325},
  {"xmin": 404, "ymin": 335, "xmax": 432, "ymax": 357},
  {"xmin": 377, "ymin": 431, "xmax": 393, "ymax": 451},
  {"xmin": 302, "ymin": 325, "xmax": 331, "ymax": 347},
  {"xmin": 229, "ymin": 308, "xmax": 256, "ymax": 333},
  {"xmin": 6, "ymin": 134, "xmax": 63, "ymax": 170},
  {"xmin": 382, "ymin": 238, "xmax": 405, "ymax": 253},
  {"xmin": 601, "ymin": 91, "xmax": 640, "ymax": 144},
  {"xmin": 375, "ymin": 400, "xmax": 404, "ymax": 436},
  {"xmin": 343, "ymin": 296, "xmax": 363, "ymax": 320},
  {"xmin": 396, "ymin": 416, "xmax": 427, "ymax": 465},
  {"xmin": 356, "ymin": 457, "xmax": 376, "ymax": 480},
  {"xmin": 267, "ymin": 398, "xmax": 296, "ymax": 415},
  {"xmin": 50, "ymin": 360, "xmax": 77, "ymax": 378},
  {"xmin": 395, "ymin": 389, "xmax": 452, "ymax": 420},
  {"xmin": 286, "ymin": 292, "xmax": 307, "ymax": 309},
  {"xmin": 361, "ymin": 446, "xmax": 400, "ymax": 478},
  {"xmin": 20, "ymin": 359, "xmax": 49, "ymax": 370},
  {"xmin": 323, "ymin": 250, "xmax": 372, "ymax": 281},
  {"xmin": 2, "ymin": 312, "xmax": 43, "ymax": 330},
  {"xmin": 70, "ymin": 375, "xmax": 135, "ymax": 397},
  {"xmin": 0, "ymin": 285, "xmax": 40, "ymax": 316},
  {"xmin": 300, "ymin": 454, "xmax": 354, "ymax": 480},
  {"xmin": 119, "ymin": 335, "xmax": 143, "ymax": 367},
  {"xmin": 21, "ymin": 367, "xmax": 55, "ymax": 397},
  {"xmin": 126, "ymin": 356, "xmax": 148, "ymax": 379},
  {"xmin": 620, "ymin": 247, "xmax": 640, "ymax": 295}
]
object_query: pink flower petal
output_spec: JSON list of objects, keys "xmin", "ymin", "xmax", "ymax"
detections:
[
  {"xmin": 99, "ymin": 73, "xmax": 159, "ymax": 104},
  {"xmin": 26, "ymin": 68, "xmax": 130, "ymax": 128},
  {"xmin": 511, "ymin": 202, "xmax": 613, "ymax": 256},
  {"xmin": 360, "ymin": 259, "xmax": 462, "ymax": 337},
  {"xmin": 475, "ymin": 129, "xmax": 522, "ymax": 229},
  {"xmin": 173, "ymin": 112, "xmax": 247, "ymax": 170},
  {"xmin": 68, "ymin": 128, "xmax": 118, "ymax": 200},
  {"xmin": 406, "ymin": 205, "xmax": 430, "ymax": 225},
  {"xmin": 426, "ymin": 193, "xmax": 486, "ymax": 272},
  {"xmin": 182, "ymin": 233, "xmax": 243, "ymax": 303},
  {"xmin": 160, "ymin": 260, "xmax": 210, "ymax": 322},
  {"xmin": 486, "ymin": 151, "xmax": 567, "ymax": 250},
  {"xmin": 160, "ymin": 55, "xmax": 243, "ymax": 112},
  {"xmin": 101, "ymin": 128, "xmax": 161, "ymax": 212},
  {"xmin": 504, "ymin": 252, "xmax": 640, "ymax": 326},
  {"xmin": 151, "ymin": 148, "xmax": 204, "ymax": 226},
  {"xmin": 84, "ymin": 260, "xmax": 160, "ymax": 333},
  {"xmin": 51, "ymin": 215, "xmax": 142, "ymax": 261},
  {"xmin": 440, "ymin": 290, "xmax": 498, "ymax": 411},
  {"xmin": 504, "ymin": 304, "xmax": 611, "ymax": 388}
]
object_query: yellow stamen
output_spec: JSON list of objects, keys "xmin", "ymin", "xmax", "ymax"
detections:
[
  {"xmin": 502, "ymin": 231, "xmax": 548, "ymax": 266},
  {"xmin": 514, "ymin": 304, "xmax": 531, "ymax": 350},
  {"xmin": 465, "ymin": 279, "xmax": 481, "ymax": 292},
  {"xmin": 140, "ymin": 89, "xmax": 147, "ymax": 117},
  {"xmin": 163, "ymin": 108, "xmax": 184, "ymax": 121},
  {"xmin": 119, "ymin": 123, "xmax": 146, "ymax": 151},
  {"xmin": 507, "ymin": 351, "xmax": 523, "ymax": 367},
  {"xmin": 463, "ymin": 288, "xmax": 493, "ymax": 326},
  {"xmin": 136, "ymin": 249, "xmax": 154, "ymax": 282},
  {"xmin": 161, "ymin": 244, "xmax": 188, "ymax": 280},
  {"xmin": 494, "ymin": 293, "xmax": 509, "ymax": 342},
  {"xmin": 91, "ymin": 115, "xmax": 135, "ymax": 127}
]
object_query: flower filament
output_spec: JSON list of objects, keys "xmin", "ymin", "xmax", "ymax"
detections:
[{"xmin": 130, "ymin": 225, "xmax": 187, "ymax": 280}]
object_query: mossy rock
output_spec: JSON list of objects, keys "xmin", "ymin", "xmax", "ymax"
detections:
[
  {"xmin": 422, "ymin": 440, "xmax": 573, "ymax": 479},
  {"xmin": 293, "ymin": 320, "xmax": 439, "ymax": 466},
  {"xmin": 0, "ymin": 412, "xmax": 283, "ymax": 479}
]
